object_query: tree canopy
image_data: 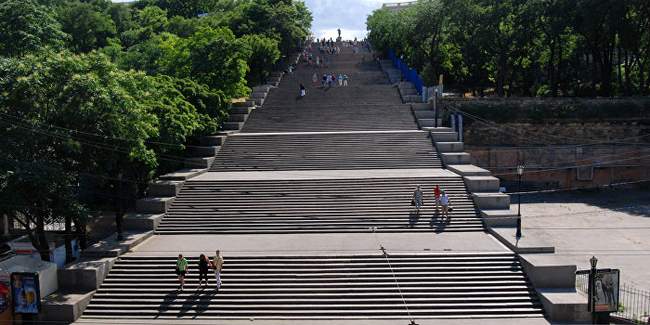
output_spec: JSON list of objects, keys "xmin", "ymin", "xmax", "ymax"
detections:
[
  {"xmin": 367, "ymin": 0, "xmax": 650, "ymax": 97},
  {"xmin": 0, "ymin": 0, "xmax": 311, "ymax": 261}
]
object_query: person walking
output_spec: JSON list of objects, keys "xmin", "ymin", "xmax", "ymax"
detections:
[
  {"xmin": 343, "ymin": 74, "xmax": 349, "ymax": 87},
  {"xmin": 338, "ymin": 73, "xmax": 343, "ymax": 86},
  {"xmin": 321, "ymin": 74, "xmax": 327, "ymax": 87},
  {"xmin": 312, "ymin": 72, "xmax": 318, "ymax": 85},
  {"xmin": 433, "ymin": 185, "xmax": 441, "ymax": 217},
  {"xmin": 440, "ymin": 190, "xmax": 451, "ymax": 222},
  {"xmin": 211, "ymin": 250, "xmax": 224, "ymax": 290},
  {"xmin": 299, "ymin": 83, "xmax": 306, "ymax": 97},
  {"xmin": 412, "ymin": 185, "xmax": 423, "ymax": 215},
  {"xmin": 175, "ymin": 254, "xmax": 189, "ymax": 291},
  {"xmin": 198, "ymin": 254, "xmax": 210, "ymax": 288}
]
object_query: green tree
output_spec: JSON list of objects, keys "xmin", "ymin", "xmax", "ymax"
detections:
[
  {"xmin": 0, "ymin": 0, "xmax": 68, "ymax": 57},
  {"xmin": 240, "ymin": 34, "xmax": 281, "ymax": 85},
  {"xmin": 0, "ymin": 52, "xmax": 158, "ymax": 241},
  {"xmin": 121, "ymin": 5, "xmax": 169, "ymax": 47},
  {"xmin": 58, "ymin": 1, "xmax": 117, "ymax": 53},
  {"xmin": 182, "ymin": 26, "xmax": 250, "ymax": 98}
]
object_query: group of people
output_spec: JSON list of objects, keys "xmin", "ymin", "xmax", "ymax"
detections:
[
  {"xmin": 175, "ymin": 250, "xmax": 224, "ymax": 291},
  {"xmin": 412, "ymin": 185, "xmax": 451, "ymax": 221},
  {"xmin": 315, "ymin": 72, "xmax": 349, "ymax": 87}
]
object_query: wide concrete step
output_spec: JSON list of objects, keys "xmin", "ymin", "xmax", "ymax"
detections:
[
  {"xmin": 210, "ymin": 132, "xmax": 441, "ymax": 171},
  {"xmin": 81, "ymin": 253, "xmax": 543, "ymax": 320},
  {"xmin": 158, "ymin": 177, "xmax": 482, "ymax": 234}
]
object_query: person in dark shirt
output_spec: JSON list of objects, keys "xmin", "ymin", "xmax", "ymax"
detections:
[{"xmin": 198, "ymin": 254, "xmax": 209, "ymax": 288}]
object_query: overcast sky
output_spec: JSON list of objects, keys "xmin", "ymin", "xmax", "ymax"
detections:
[{"xmin": 113, "ymin": 0, "xmax": 412, "ymax": 39}]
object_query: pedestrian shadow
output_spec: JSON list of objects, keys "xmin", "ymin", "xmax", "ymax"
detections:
[
  {"xmin": 430, "ymin": 215, "xmax": 447, "ymax": 234},
  {"xmin": 154, "ymin": 287, "xmax": 179, "ymax": 319},
  {"xmin": 191, "ymin": 288, "xmax": 216, "ymax": 319},
  {"xmin": 408, "ymin": 211, "xmax": 420, "ymax": 227},
  {"xmin": 177, "ymin": 286, "xmax": 216, "ymax": 318}
]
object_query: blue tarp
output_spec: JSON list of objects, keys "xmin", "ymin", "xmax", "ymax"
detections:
[{"xmin": 388, "ymin": 50, "xmax": 424, "ymax": 95}]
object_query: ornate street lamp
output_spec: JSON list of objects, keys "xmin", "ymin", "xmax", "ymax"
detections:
[
  {"xmin": 589, "ymin": 256, "xmax": 598, "ymax": 324},
  {"xmin": 516, "ymin": 165, "xmax": 524, "ymax": 238}
]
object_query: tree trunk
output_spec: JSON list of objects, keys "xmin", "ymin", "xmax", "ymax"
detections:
[
  {"xmin": 617, "ymin": 46, "xmax": 622, "ymax": 94},
  {"xmin": 115, "ymin": 175, "xmax": 124, "ymax": 241},
  {"xmin": 64, "ymin": 215, "xmax": 73, "ymax": 264},
  {"xmin": 549, "ymin": 40, "xmax": 557, "ymax": 96},
  {"xmin": 76, "ymin": 215, "xmax": 87, "ymax": 250},
  {"xmin": 496, "ymin": 54, "xmax": 507, "ymax": 97},
  {"xmin": 36, "ymin": 216, "xmax": 50, "ymax": 262},
  {"xmin": 624, "ymin": 50, "xmax": 632, "ymax": 96}
]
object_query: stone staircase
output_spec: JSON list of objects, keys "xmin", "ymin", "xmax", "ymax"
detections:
[
  {"xmin": 210, "ymin": 131, "xmax": 442, "ymax": 171},
  {"xmin": 155, "ymin": 177, "xmax": 485, "ymax": 234},
  {"xmin": 75, "ymin": 43, "xmax": 550, "ymax": 323},
  {"xmin": 81, "ymin": 252, "xmax": 544, "ymax": 320}
]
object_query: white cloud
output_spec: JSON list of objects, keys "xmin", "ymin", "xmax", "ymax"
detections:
[{"xmin": 305, "ymin": 0, "xmax": 413, "ymax": 39}]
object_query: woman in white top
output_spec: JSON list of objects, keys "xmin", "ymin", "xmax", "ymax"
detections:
[{"xmin": 440, "ymin": 190, "xmax": 450, "ymax": 222}]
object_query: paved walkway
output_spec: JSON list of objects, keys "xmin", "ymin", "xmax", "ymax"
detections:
[
  {"xmin": 511, "ymin": 189, "xmax": 650, "ymax": 291},
  {"xmin": 131, "ymin": 232, "xmax": 508, "ymax": 256}
]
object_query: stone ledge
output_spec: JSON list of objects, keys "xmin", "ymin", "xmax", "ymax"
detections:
[
  {"xmin": 481, "ymin": 209, "xmax": 518, "ymax": 227},
  {"xmin": 472, "ymin": 192, "xmax": 511, "ymax": 210},
  {"xmin": 519, "ymin": 254, "xmax": 575, "ymax": 289},
  {"xmin": 184, "ymin": 156, "xmax": 216, "ymax": 169},
  {"xmin": 232, "ymin": 100, "xmax": 256, "ymax": 108},
  {"xmin": 148, "ymin": 180, "xmax": 184, "ymax": 197},
  {"xmin": 436, "ymin": 142, "xmax": 464, "ymax": 153},
  {"xmin": 159, "ymin": 168, "xmax": 205, "ymax": 181},
  {"xmin": 58, "ymin": 257, "xmax": 117, "ymax": 292},
  {"xmin": 82, "ymin": 230, "xmax": 153, "ymax": 258},
  {"xmin": 446, "ymin": 164, "xmax": 491, "ymax": 176},
  {"xmin": 41, "ymin": 291, "xmax": 95, "ymax": 323},
  {"xmin": 538, "ymin": 289, "xmax": 590, "ymax": 323},
  {"xmin": 431, "ymin": 131, "xmax": 458, "ymax": 142},
  {"xmin": 464, "ymin": 175, "xmax": 500, "ymax": 192},
  {"xmin": 489, "ymin": 226, "xmax": 555, "ymax": 254},
  {"xmin": 441, "ymin": 152, "xmax": 471, "ymax": 165},
  {"xmin": 124, "ymin": 213, "xmax": 164, "ymax": 231},
  {"xmin": 136, "ymin": 197, "xmax": 175, "ymax": 214}
]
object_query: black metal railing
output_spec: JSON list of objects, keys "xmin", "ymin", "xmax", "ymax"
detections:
[{"xmin": 577, "ymin": 273, "xmax": 650, "ymax": 324}]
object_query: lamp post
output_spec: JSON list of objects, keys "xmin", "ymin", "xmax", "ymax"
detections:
[
  {"xmin": 433, "ymin": 88, "xmax": 439, "ymax": 128},
  {"xmin": 516, "ymin": 165, "xmax": 524, "ymax": 238},
  {"xmin": 589, "ymin": 256, "xmax": 598, "ymax": 324}
]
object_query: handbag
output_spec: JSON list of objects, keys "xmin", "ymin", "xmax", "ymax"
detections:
[{"xmin": 410, "ymin": 199, "xmax": 415, "ymax": 206}]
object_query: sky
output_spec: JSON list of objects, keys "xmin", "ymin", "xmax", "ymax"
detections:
[
  {"xmin": 304, "ymin": 0, "xmax": 413, "ymax": 40},
  {"xmin": 113, "ymin": 0, "xmax": 414, "ymax": 40}
]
